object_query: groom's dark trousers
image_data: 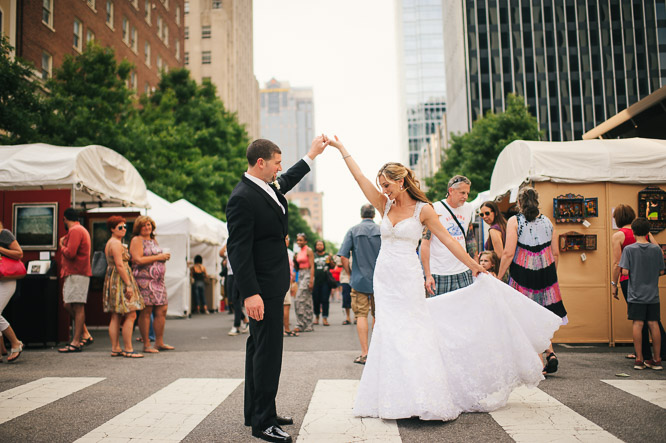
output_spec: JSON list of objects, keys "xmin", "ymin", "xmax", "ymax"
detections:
[{"xmin": 226, "ymin": 159, "xmax": 311, "ymax": 433}]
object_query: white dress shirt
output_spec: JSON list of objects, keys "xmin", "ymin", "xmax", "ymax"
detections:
[{"xmin": 244, "ymin": 155, "xmax": 313, "ymax": 214}]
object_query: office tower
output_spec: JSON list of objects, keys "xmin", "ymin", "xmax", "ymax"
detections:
[
  {"xmin": 260, "ymin": 78, "xmax": 315, "ymax": 193},
  {"xmin": 400, "ymin": 0, "xmax": 447, "ymax": 169},
  {"xmin": 445, "ymin": 1, "xmax": 666, "ymax": 141},
  {"xmin": 14, "ymin": 0, "xmax": 184, "ymax": 91},
  {"xmin": 185, "ymin": 0, "xmax": 259, "ymax": 139}
]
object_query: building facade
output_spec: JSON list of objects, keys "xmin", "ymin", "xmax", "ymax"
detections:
[
  {"xmin": 260, "ymin": 78, "xmax": 316, "ymax": 193},
  {"xmin": 0, "ymin": 0, "xmax": 17, "ymax": 55},
  {"xmin": 445, "ymin": 0, "xmax": 666, "ymax": 141},
  {"xmin": 400, "ymin": 0, "xmax": 447, "ymax": 169},
  {"xmin": 15, "ymin": 0, "xmax": 183, "ymax": 92},
  {"xmin": 184, "ymin": 0, "xmax": 259, "ymax": 140},
  {"xmin": 285, "ymin": 192, "xmax": 323, "ymax": 237}
]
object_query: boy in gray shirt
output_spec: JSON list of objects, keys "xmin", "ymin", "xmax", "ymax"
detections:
[{"xmin": 619, "ymin": 217, "xmax": 665, "ymax": 370}]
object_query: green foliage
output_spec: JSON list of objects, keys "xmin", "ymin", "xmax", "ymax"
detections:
[
  {"xmin": 426, "ymin": 93, "xmax": 543, "ymax": 201},
  {"xmin": 0, "ymin": 36, "xmax": 45, "ymax": 144}
]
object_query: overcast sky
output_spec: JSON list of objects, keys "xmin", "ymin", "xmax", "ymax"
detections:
[{"xmin": 253, "ymin": 0, "xmax": 404, "ymax": 244}]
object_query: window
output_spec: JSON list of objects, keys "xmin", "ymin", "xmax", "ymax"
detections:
[
  {"xmin": 41, "ymin": 52, "xmax": 52, "ymax": 80},
  {"xmin": 157, "ymin": 54, "xmax": 162, "ymax": 70},
  {"xmin": 131, "ymin": 0, "xmax": 139, "ymax": 10},
  {"xmin": 185, "ymin": 26, "xmax": 189, "ymax": 39},
  {"xmin": 161, "ymin": 0, "xmax": 169, "ymax": 9},
  {"xmin": 184, "ymin": 1, "xmax": 189, "ymax": 14},
  {"xmin": 184, "ymin": 51, "xmax": 189, "ymax": 65},
  {"xmin": 42, "ymin": 0, "xmax": 53, "ymax": 27},
  {"xmin": 162, "ymin": 24, "xmax": 169, "ymax": 46},
  {"xmin": 122, "ymin": 17, "xmax": 129, "ymax": 43},
  {"xmin": 106, "ymin": 1, "xmax": 114, "ymax": 27},
  {"xmin": 176, "ymin": 6, "xmax": 180, "ymax": 25},
  {"xmin": 86, "ymin": 29, "xmax": 95, "ymax": 44},
  {"xmin": 175, "ymin": 40, "xmax": 180, "ymax": 61},
  {"xmin": 212, "ymin": 0, "xmax": 222, "ymax": 9},
  {"xmin": 157, "ymin": 15, "xmax": 163, "ymax": 39},
  {"xmin": 144, "ymin": 0, "xmax": 151, "ymax": 23},
  {"xmin": 87, "ymin": 0, "xmax": 96, "ymax": 10},
  {"xmin": 202, "ymin": 51, "xmax": 211, "ymax": 64},
  {"xmin": 144, "ymin": 41, "xmax": 151, "ymax": 65},
  {"xmin": 128, "ymin": 71, "xmax": 137, "ymax": 90},
  {"xmin": 145, "ymin": 82, "xmax": 151, "ymax": 94},
  {"xmin": 130, "ymin": 26, "xmax": 137, "ymax": 52},
  {"xmin": 73, "ymin": 19, "xmax": 83, "ymax": 51},
  {"xmin": 202, "ymin": 25, "xmax": 211, "ymax": 38}
]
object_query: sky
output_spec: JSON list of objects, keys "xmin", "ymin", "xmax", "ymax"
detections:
[{"xmin": 253, "ymin": 0, "xmax": 404, "ymax": 244}]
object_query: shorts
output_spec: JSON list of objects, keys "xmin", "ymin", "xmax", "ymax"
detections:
[
  {"xmin": 351, "ymin": 289, "xmax": 374, "ymax": 318},
  {"xmin": 284, "ymin": 291, "xmax": 292, "ymax": 305},
  {"xmin": 63, "ymin": 275, "xmax": 90, "ymax": 304},
  {"xmin": 628, "ymin": 302, "xmax": 661, "ymax": 322},
  {"xmin": 341, "ymin": 283, "xmax": 351, "ymax": 309},
  {"xmin": 428, "ymin": 270, "xmax": 473, "ymax": 297}
]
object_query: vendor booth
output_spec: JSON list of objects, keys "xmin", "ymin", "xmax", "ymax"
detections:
[
  {"xmin": 489, "ymin": 138, "xmax": 666, "ymax": 344},
  {"xmin": 0, "ymin": 144, "xmax": 149, "ymax": 344}
]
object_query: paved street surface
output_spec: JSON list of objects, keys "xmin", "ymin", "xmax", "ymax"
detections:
[{"xmin": 1, "ymin": 298, "xmax": 665, "ymax": 442}]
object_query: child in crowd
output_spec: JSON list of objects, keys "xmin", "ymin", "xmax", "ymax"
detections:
[
  {"xmin": 479, "ymin": 251, "xmax": 500, "ymax": 278},
  {"xmin": 619, "ymin": 217, "xmax": 665, "ymax": 370}
]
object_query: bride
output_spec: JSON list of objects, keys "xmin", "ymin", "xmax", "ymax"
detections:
[{"xmin": 328, "ymin": 136, "xmax": 562, "ymax": 421}]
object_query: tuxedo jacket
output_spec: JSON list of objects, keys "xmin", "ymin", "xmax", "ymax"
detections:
[{"xmin": 226, "ymin": 159, "xmax": 310, "ymax": 302}]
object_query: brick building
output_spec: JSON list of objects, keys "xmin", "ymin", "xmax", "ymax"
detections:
[{"xmin": 14, "ymin": 0, "xmax": 184, "ymax": 92}]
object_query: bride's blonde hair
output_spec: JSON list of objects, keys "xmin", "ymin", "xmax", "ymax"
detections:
[{"xmin": 376, "ymin": 162, "xmax": 430, "ymax": 204}]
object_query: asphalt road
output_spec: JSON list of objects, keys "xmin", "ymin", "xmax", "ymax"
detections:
[{"xmin": 1, "ymin": 298, "xmax": 665, "ymax": 443}]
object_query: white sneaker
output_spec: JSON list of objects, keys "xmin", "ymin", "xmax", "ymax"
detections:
[
  {"xmin": 228, "ymin": 327, "xmax": 240, "ymax": 336},
  {"xmin": 240, "ymin": 324, "xmax": 249, "ymax": 334}
]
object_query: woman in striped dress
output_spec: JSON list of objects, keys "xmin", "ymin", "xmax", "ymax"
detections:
[{"xmin": 499, "ymin": 187, "xmax": 567, "ymax": 375}]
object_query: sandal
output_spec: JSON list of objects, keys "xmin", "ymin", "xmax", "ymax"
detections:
[
  {"xmin": 81, "ymin": 336, "xmax": 94, "ymax": 346},
  {"xmin": 545, "ymin": 352, "xmax": 558, "ymax": 374},
  {"xmin": 323, "ymin": 319, "xmax": 330, "ymax": 326},
  {"xmin": 157, "ymin": 344, "xmax": 175, "ymax": 351},
  {"xmin": 342, "ymin": 320, "xmax": 351, "ymax": 325},
  {"xmin": 625, "ymin": 353, "xmax": 636, "ymax": 360},
  {"xmin": 110, "ymin": 351, "xmax": 123, "ymax": 357},
  {"xmin": 353, "ymin": 355, "xmax": 367, "ymax": 365},
  {"xmin": 7, "ymin": 342, "xmax": 24, "ymax": 362},
  {"xmin": 293, "ymin": 328, "xmax": 301, "ymax": 333},
  {"xmin": 143, "ymin": 347, "xmax": 159, "ymax": 353},
  {"xmin": 58, "ymin": 343, "xmax": 82, "ymax": 353},
  {"xmin": 285, "ymin": 330, "xmax": 300, "ymax": 337},
  {"xmin": 122, "ymin": 351, "xmax": 144, "ymax": 358}
]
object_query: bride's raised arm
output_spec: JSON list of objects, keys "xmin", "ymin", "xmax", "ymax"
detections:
[
  {"xmin": 329, "ymin": 136, "xmax": 386, "ymax": 213},
  {"xmin": 420, "ymin": 205, "xmax": 486, "ymax": 276}
]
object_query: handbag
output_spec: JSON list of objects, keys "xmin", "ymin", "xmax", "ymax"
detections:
[
  {"xmin": 0, "ymin": 255, "xmax": 27, "ymax": 280},
  {"xmin": 441, "ymin": 200, "xmax": 477, "ymax": 256},
  {"xmin": 91, "ymin": 251, "xmax": 108, "ymax": 278},
  {"xmin": 325, "ymin": 269, "xmax": 339, "ymax": 288}
]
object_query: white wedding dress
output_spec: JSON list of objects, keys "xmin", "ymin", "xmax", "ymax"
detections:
[{"xmin": 353, "ymin": 200, "xmax": 562, "ymax": 421}]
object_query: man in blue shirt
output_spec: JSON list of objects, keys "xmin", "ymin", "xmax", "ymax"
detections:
[{"xmin": 338, "ymin": 204, "xmax": 381, "ymax": 365}]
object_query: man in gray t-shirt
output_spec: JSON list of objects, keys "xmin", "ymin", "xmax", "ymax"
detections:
[{"xmin": 618, "ymin": 217, "xmax": 665, "ymax": 369}]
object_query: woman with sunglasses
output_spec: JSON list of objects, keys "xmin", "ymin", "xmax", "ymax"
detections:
[
  {"xmin": 479, "ymin": 201, "xmax": 507, "ymax": 258},
  {"xmin": 103, "ymin": 216, "xmax": 144, "ymax": 358}
]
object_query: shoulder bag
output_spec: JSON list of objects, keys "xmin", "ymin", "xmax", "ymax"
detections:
[
  {"xmin": 0, "ymin": 255, "xmax": 27, "ymax": 280},
  {"xmin": 91, "ymin": 250, "xmax": 108, "ymax": 278},
  {"xmin": 440, "ymin": 200, "xmax": 477, "ymax": 256}
]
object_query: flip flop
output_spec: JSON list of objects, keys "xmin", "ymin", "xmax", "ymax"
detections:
[
  {"xmin": 353, "ymin": 355, "xmax": 367, "ymax": 365},
  {"xmin": 8, "ymin": 342, "xmax": 24, "ymax": 362},
  {"xmin": 122, "ymin": 351, "xmax": 144, "ymax": 358},
  {"xmin": 110, "ymin": 351, "xmax": 123, "ymax": 357},
  {"xmin": 143, "ymin": 347, "xmax": 159, "ymax": 353},
  {"xmin": 342, "ymin": 320, "xmax": 351, "ymax": 325},
  {"xmin": 157, "ymin": 344, "xmax": 175, "ymax": 351},
  {"xmin": 81, "ymin": 337, "xmax": 94, "ymax": 346},
  {"xmin": 58, "ymin": 344, "xmax": 82, "ymax": 353}
]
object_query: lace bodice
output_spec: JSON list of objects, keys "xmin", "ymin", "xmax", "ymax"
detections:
[{"xmin": 380, "ymin": 199, "xmax": 426, "ymax": 249}]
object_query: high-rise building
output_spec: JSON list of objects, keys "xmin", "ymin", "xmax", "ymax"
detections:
[
  {"xmin": 260, "ymin": 78, "xmax": 315, "ymax": 193},
  {"xmin": 400, "ymin": 0, "xmax": 447, "ymax": 169},
  {"xmin": 13, "ymin": 0, "xmax": 184, "ymax": 92},
  {"xmin": 184, "ymin": 0, "xmax": 259, "ymax": 139},
  {"xmin": 0, "ymin": 0, "xmax": 18, "ymax": 56},
  {"xmin": 445, "ymin": 1, "xmax": 666, "ymax": 141}
]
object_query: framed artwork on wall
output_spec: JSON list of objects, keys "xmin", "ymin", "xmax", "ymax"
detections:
[
  {"xmin": 559, "ymin": 231, "xmax": 597, "ymax": 252},
  {"xmin": 553, "ymin": 194, "xmax": 599, "ymax": 223},
  {"xmin": 638, "ymin": 187, "xmax": 666, "ymax": 233},
  {"xmin": 12, "ymin": 203, "xmax": 58, "ymax": 250}
]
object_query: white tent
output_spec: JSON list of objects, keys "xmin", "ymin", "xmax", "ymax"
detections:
[
  {"xmin": 170, "ymin": 199, "xmax": 227, "ymax": 312},
  {"xmin": 0, "ymin": 144, "xmax": 149, "ymax": 207},
  {"xmin": 489, "ymin": 138, "xmax": 666, "ymax": 200}
]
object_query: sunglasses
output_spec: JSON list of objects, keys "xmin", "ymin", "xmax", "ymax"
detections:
[
  {"xmin": 481, "ymin": 211, "xmax": 493, "ymax": 216},
  {"xmin": 116, "ymin": 225, "xmax": 127, "ymax": 230}
]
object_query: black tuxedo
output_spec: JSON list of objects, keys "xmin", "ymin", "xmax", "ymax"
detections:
[{"xmin": 226, "ymin": 159, "xmax": 311, "ymax": 432}]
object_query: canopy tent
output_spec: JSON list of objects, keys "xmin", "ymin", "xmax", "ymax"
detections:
[
  {"xmin": 0, "ymin": 144, "xmax": 149, "ymax": 208},
  {"xmin": 489, "ymin": 138, "xmax": 666, "ymax": 200}
]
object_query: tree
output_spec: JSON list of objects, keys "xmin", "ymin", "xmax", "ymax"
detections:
[
  {"xmin": 287, "ymin": 202, "xmax": 318, "ymax": 248},
  {"xmin": 0, "ymin": 37, "xmax": 45, "ymax": 144},
  {"xmin": 426, "ymin": 94, "xmax": 543, "ymax": 201}
]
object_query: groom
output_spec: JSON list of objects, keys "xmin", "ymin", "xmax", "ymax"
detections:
[{"xmin": 226, "ymin": 136, "xmax": 328, "ymax": 442}]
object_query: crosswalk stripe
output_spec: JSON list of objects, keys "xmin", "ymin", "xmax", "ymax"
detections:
[
  {"xmin": 489, "ymin": 386, "xmax": 622, "ymax": 442},
  {"xmin": 296, "ymin": 379, "xmax": 401, "ymax": 443},
  {"xmin": 74, "ymin": 378, "xmax": 243, "ymax": 443},
  {"xmin": 602, "ymin": 380, "xmax": 666, "ymax": 409},
  {"xmin": 0, "ymin": 377, "xmax": 105, "ymax": 425}
]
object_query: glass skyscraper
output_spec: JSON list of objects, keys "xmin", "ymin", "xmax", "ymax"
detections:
[
  {"xmin": 445, "ymin": 0, "xmax": 666, "ymax": 141},
  {"xmin": 401, "ymin": 0, "xmax": 447, "ymax": 168}
]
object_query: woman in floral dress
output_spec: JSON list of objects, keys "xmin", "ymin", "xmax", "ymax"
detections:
[{"xmin": 103, "ymin": 216, "xmax": 144, "ymax": 358}]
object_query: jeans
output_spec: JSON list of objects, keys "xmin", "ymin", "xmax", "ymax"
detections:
[
  {"xmin": 312, "ymin": 282, "xmax": 331, "ymax": 318},
  {"xmin": 193, "ymin": 281, "xmax": 206, "ymax": 309}
]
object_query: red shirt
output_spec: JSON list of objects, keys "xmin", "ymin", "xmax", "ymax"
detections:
[{"xmin": 60, "ymin": 223, "xmax": 92, "ymax": 278}]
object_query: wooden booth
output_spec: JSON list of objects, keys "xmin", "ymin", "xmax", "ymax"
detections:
[
  {"xmin": 489, "ymin": 138, "xmax": 666, "ymax": 345},
  {"xmin": 0, "ymin": 144, "xmax": 149, "ymax": 344}
]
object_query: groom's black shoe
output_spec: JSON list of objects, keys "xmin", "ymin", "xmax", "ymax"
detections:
[
  {"xmin": 251, "ymin": 425, "xmax": 292, "ymax": 442},
  {"xmin": 245, "ymin": 415, "xmax": 293, "ymax": 427}
]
